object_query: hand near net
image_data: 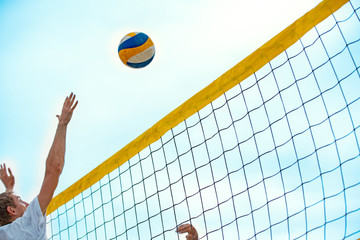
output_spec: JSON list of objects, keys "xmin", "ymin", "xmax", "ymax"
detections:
[
  {"xmin": 0, "ymin": 163, "xmax": 15, "ymax": 192},
  {"xmin": 176, "ymin": 224, "xmax": 198, "ymax": 240},
  {"xmin": 56, "ymin": 92, "xmax": 78, "ymax": 126}
]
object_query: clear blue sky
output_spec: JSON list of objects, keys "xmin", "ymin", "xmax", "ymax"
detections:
[{"xmin": 0, "ymin": 0, "xmax": 322, "ymax": 203}]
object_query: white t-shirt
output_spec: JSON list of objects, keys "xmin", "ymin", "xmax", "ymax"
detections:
[{"xmin": 0, "ymin": 196, "xmax": 47, "ymax": 240}]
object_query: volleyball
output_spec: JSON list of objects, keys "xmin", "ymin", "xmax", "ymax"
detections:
[{"xmin": 118, "ymin": 32, "xmax": 155, "ymax": 68}]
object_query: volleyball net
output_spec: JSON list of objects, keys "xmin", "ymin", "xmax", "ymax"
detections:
[{"xmin": 46, "ymin": 0, "xmax": 360, "ymax": 239}]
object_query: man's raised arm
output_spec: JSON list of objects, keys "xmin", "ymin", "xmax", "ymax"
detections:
[{"xmin": 38, "ymin": 93, "xmax": 78, "ymax": 214}]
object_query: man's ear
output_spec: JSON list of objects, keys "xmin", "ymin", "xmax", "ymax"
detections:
[{"xmin": 6, "ymin": 206, "xmax": 16, "ymax": 216}]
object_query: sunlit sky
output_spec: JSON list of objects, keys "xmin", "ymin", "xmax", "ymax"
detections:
[{"xmin": 0, "ymin": 0, "xmax": 322, "ymax": 203}]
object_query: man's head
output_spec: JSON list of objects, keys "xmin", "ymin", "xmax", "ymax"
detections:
[{"xmin": 0, "ymin": 192, "xmax": 29, "ymax": 226}]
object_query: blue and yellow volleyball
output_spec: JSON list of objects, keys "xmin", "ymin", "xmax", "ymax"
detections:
[{"xmin": 118, "ymin": 32, "xmax": 155, "ymax": 68}]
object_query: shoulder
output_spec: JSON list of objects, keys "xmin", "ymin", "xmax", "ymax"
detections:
[
  {"xmin": 22, "ymin": 196, "xmax": 46, "ymax": 230},
  {"xmin": 0, "ymin": 224, "xmax": 12, "ymax": 239},
  {"xmin": 0, "ymin": 196, "xmax": 47, "ymax": 240},
  {"xmin": 26, "ymin": 196, "xmax": 45, "ymax": 217}
]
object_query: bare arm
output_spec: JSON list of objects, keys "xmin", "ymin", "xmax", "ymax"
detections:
[{"xmin": 38, "ymin": 93, "xmax": 78, "ymax": 214}]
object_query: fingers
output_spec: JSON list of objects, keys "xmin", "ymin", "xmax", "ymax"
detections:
[
  {"xmin": 57, "ymin": 93, "xmax": 78, "ymax": 124},
  {"xmin": 176, "ymin": 224, "xmax": 197, "ymax": 234},
  {"xmin": 68, "ymin": 93, "xmax": 75, "ymax": 106},
  {"xmin": 0, "ymin": 163, "xmax": 13, "ymax": 177},
  {"xmin": 60, "ymin": 93, "xmax": 78, "ymax": 115},
  {"xmin": 0, "ymin": 163, "xmax": 13, "ymax": 180},
  {"xmin": 177, "ymin": 224, "xmax": 190, "ymax": 233},
  {"xmin": 68, "ymin": 93, "xmax": 78, "ymax": 110},
  {"xmin": 177, "ymin": 224, "xmax": 193, "ymax": 233},
  {"xmin": 8, "ymin": 167, "xmax": 13, "ymax": 177},
  {"xmin": 63, "ymin": 96, "xmax": 69, "ymax": 108},
  {"xmin": 0, "ymin": 164, "xmax": 4, "ymax": 177},
  {"xmin": 72, "ymin": 100, "xmax": 78, "ymax": 111},
  {"xmin": 177, "ymin": 224, "xmax": 198, "ymax": 240},
  {"xmin": 64, "ymin": 93, "xmax": 77, "ymax": 108},
  {"xmin": 0, "ymin": 163, "xmax": 7, "ymax": 176}
]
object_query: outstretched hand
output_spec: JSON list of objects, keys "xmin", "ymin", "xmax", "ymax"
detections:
[
  {"xmin": 56, "ymin": 93, "xmax": 78, "ymax": 126},
  {"xmin": 176, "ymin": 224, "xmax": 198, "ymax": 240},
  {"xmin": 0, "ymin": 163, "xmax": 15, "ymax": 192}
]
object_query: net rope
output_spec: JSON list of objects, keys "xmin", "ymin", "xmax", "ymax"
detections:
[{"xmin": 47, "ymin": 0, "xmax": 360, "ymax": 239}]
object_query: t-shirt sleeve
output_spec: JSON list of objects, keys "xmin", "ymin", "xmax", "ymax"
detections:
[
  {"xmin": 21, "ymin": 196, "xmax": 46, "ymax": 234},
  {"xmin": 0, "ymin": 196, "xmax": 47, "ymax": 240}
]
